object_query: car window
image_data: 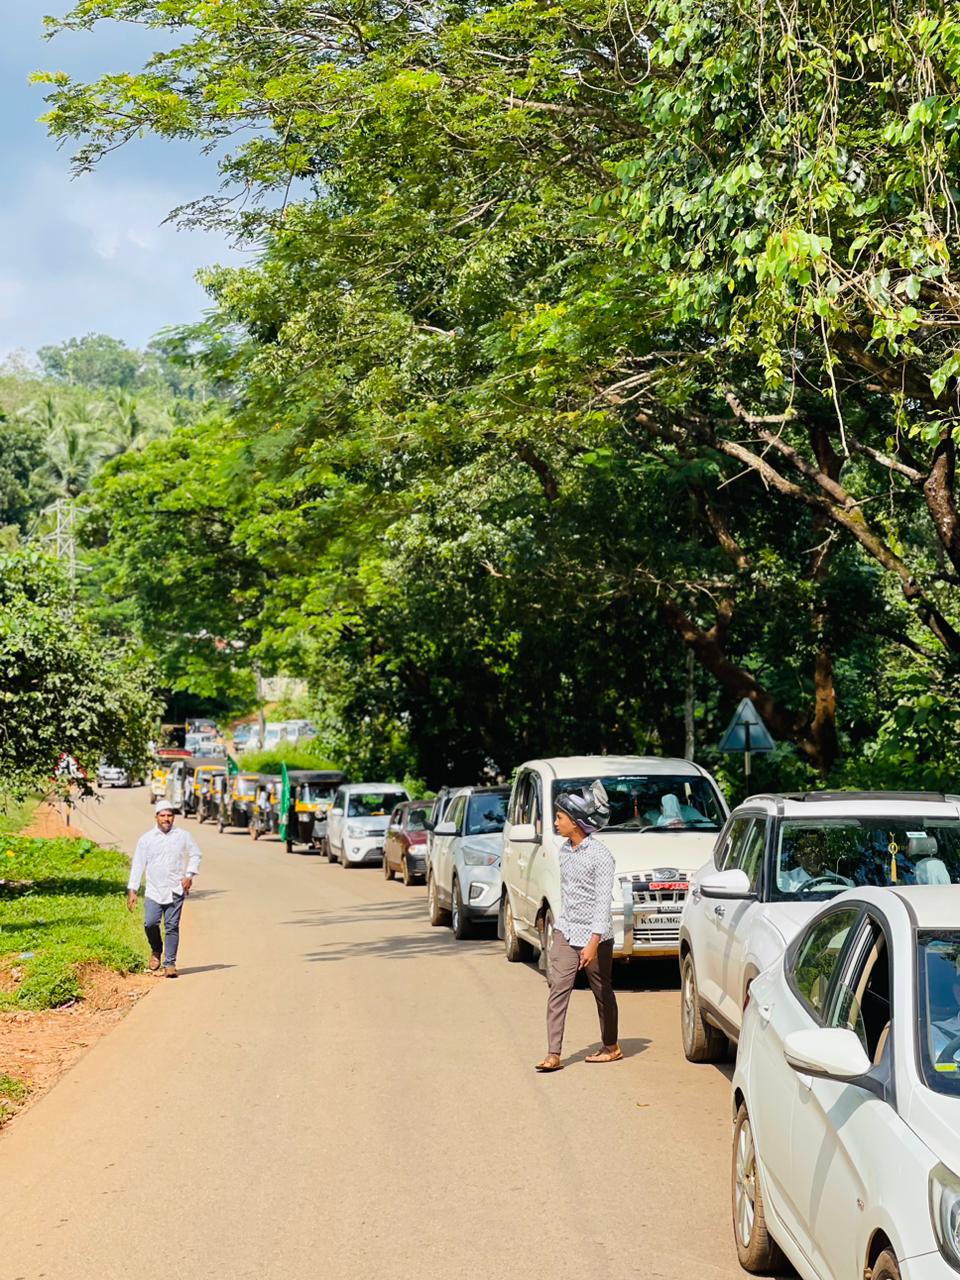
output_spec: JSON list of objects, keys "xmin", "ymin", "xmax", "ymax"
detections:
[
  {"xmin": 827, "ymin": 918, "xmax": 890, "ymax": 1063},
  {"xmin": 552, "ymin": 773, "xmax": 725, "ymax": 833},
  {"xmin": 466, "ymin": 792, "xmax": 509, "ymax": 835},
  {"xmin": 406, "ymin": 804, "xmax": 432, "ymax": 830},
  {"xmin": 333, "ymin": 789, "xmax": 345, "ymax": 810},
  {"xmin": 792, "ymin": 908, "xmax": 862, "ymax": 1020},
  {"xmin": 347, "ymin": 791, "xmax": 406, "ymax": 817},
  {"xmin": 510, "ymin": 773, "xmax": 532, "ymax": 825},
  {"xmin": 717, "ymin": 818, "xmax": 751, "ymax": 871},
  {"xmin": 773, "ymin": 817, "xmax": 960, "ymax": 900},
  {"xmin": 446, "ymin": 795, "xmax": 467, "ymax": 831},
  {"xmin": 735, "ymin": 821, "xmax": 765, "ymax": 890},
  {"xmin": 917, "ymin": 931, "xmax": 960, "ymax": 1094}
]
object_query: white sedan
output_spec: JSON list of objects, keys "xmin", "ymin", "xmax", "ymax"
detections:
[{"xmin": 732, "ymin": 884, "xmax": 960, "ymax": 1280}]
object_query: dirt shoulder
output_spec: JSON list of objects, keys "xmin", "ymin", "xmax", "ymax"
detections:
[{"xmin": 0, "ymin": 802, "xmax": 154, "ymax": 1131}]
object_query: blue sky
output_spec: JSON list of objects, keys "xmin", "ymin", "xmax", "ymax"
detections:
[{"xmin": 0, "ymin": 5, "xmax": 246, "ymax": 358}]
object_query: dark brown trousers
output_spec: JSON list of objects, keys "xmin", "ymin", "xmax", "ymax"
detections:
[{"xmin": 546, "ymin": 930, "xmax": 618, "ymax": 1055}]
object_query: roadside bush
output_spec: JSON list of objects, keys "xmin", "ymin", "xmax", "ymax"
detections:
[{"xmin": 0, "ymin": 834, "xmax": 145, "ymax": 1010}]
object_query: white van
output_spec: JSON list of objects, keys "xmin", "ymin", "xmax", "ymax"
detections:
[
  {"xmin": 499, "ymin": 756, "xmax": 728, "ymax": 969},
  {"xmin": 327, "ymin": 782, "xmax": 411, "ymax": 867}
]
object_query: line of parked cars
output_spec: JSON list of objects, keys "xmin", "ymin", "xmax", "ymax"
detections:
[{"xmin": 150, "ymin": 744, "xmax": 960, "ymax": 1279}]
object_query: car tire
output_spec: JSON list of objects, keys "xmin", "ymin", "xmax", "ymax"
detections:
[
  {"xmin": 681, "ymin": 952, "xmax": 727, "ymax": 1063},
  {"xmin": 871, "ymin": 1250, "xmax": 901, "ymax": 1280},
  {"xmin": 501, "ymin": 893, "xmax": 532, "ymax": 962},
  {"xmin": 451, "ymin": 878, "xmax": 472, "ymax": 940},
  {"xmin": 342, "ymin": 852, "xmax": 353, "ymax": 869},
  {"xmin": 428, "ymin": 872, "xmax": 450, "ymax": 926},
  {"xmin": 328, "ymin": 843, "xmax": 339, "ymax": 864},
  {"xmin": 384, "ymin": 855, "xmax": 395, "ymax": 882},
  {"xmin": 218, "ymin": 818, "xmax": 224, "ymax": 833},
  {"xmin": 537, "ymin": 908, "xmax": 555, "ymax": 982},
  {"xmin": 732, "ymin": 1102, "xmax": 786, "ymax": 1273},
  {"xmin": 401, "ymin": 856, "xmax": 414, "ymax": 887}
]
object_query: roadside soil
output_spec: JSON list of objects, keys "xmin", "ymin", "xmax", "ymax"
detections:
[{"xmin": 0, "ymin": 801, "xmax": 153, "ymax": 1130}]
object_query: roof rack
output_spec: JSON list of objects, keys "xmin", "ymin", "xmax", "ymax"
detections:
[{"xmin": 780, "ymin": 790, "xmax": 949, "ymax": 803}]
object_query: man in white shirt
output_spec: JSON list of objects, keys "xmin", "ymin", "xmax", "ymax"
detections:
[{"xmin": 127, "ymin": 800, "xmax": 202, "ymax": 978}]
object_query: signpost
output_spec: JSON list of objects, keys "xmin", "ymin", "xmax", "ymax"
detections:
[{"xmin": 718, "ymin": 699, "xmax": 775, "ymax": 780}]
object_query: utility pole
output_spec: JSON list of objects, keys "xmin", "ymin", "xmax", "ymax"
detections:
[{"xmin": 47, "ymin": 498, "xmax": 78, "ymax": 581}]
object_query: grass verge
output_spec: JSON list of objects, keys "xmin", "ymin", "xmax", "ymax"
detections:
[
  {"xmin": 0, "ymin": 835, "xmax": 145, "ymax": 1010},
  {"xmin": 0, "ymin": 1072, "xmax": 30, "ymax": 1126}
]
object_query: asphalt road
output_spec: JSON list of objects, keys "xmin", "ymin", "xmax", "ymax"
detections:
[{"xmin": 0, "ymin": 787, "xmax": 747, "ymax": 1280}]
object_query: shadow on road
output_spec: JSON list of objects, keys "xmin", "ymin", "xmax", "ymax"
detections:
[
  {"xmin": 562, "ymin": 1036, "xmax": 652, "ymax": 1065},
  {"xmin": 175, "ymin": 964, "xmax": 237, "ymax": 975},
  {"xmin": 188, "ymin": 889, "xmax": 227, "ymax": 901}
]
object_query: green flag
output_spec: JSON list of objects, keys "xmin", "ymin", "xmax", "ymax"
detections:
[
  {"xmin": 227, "ymin": 754, "xmax": 239, "ymax": 777},
  {"xmin": 279, "ymin": 762, "xmax": 291, "ymax": 840}
]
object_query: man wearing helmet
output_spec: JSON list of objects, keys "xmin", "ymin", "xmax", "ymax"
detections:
[{"xmin": 535, "ymin": 780, "xmax": 622, "ymax": 1072}]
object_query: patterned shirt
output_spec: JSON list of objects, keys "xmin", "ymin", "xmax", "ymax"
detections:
[{"xmin": 555, "ymin": 833, "xmax": 616, "ymax": 947}]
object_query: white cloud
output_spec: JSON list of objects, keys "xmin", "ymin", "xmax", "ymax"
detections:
[{"xmin": 0, "ymin": 162, "xmax": 247, "ymax": 356}]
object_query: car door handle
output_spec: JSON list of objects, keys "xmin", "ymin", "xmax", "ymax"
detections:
[
  {"xmin": 713, "ymin": 905, "xmax": 725, "ymax": 918},
  {"xmin": 757, "ymin": 1004, "xmax": 772, "ymax": 1026}
]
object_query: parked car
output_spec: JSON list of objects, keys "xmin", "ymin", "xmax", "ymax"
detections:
[
  {"xmin": 383, "ymin": 799, "xmax": 434, "ymax": 885},
  {"xmin": 327, "ymin": 783, "xmax": 410, "ymax": 867},
  {"xmin": 427, "ymin": 786, "xmax": 509, "ymax": 938},
  {"xmin": 731, "ymin": 881, "xmax": 960, "ymax": 1280},
  {"xmin": 499, "ymin": 756, "xmax": 728, "ymax": 974},
  {"xmin": 679, "ymin": 790, "xmax": 960, "ymax": 1063}
]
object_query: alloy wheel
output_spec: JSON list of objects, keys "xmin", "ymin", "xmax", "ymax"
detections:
[{"xmin": 734, "ymin": 1115, "xmax": 757, "ymax": 1247}]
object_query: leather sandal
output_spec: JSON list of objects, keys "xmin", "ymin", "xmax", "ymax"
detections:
[
  {"xmin": 535, "ymin": 1056, "xmax": 563, "ymax": 1072},
  {"xmin": 585, "ymin": 1046, "xmax": 623, "ymax": 1063}
]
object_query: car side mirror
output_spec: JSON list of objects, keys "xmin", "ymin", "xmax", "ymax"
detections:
[
  {"xmin": 783, "ymin": 1028, "xmax": 872, "ymax": 1082},
  {"xmin": 699, "ymin": 868, "xmax": 753, "ymax": 900},
  {"xmin": 509, "ymin": 822, "xmax": 537, "ymax": 843},
  {"xmin": 435, "ymin": 820, "xmax": 457, "ymax": 836}
]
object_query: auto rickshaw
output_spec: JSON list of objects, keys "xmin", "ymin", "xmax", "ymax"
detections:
[
  {"xmin": 218, "ymin": 771, "xmax": 259, "ymax": 833},
  {"xmin": 249, "ymin": 773, "xmax": 281, "ymax": 840},
  {"xmin": 284, "ymin": 770, "xmax": 346, "ymax": 853},
  {"xmin": 196, "ymin": 765, "xmax": 226, "ymax": 823}
]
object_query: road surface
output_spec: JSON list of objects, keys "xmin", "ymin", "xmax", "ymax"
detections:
[{"xmin": 0, "ymin": 787, "xmax": 747, "ymax": 1280}]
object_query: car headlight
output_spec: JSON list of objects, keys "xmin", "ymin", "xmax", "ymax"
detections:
[
  {"xmin": 930, "ymin": 1163, "xmax": 960, "ymax": 1269},
  {"xmin": 463, "ymin": 848, "xmax": 499, "ymax": 866},
  {"xmin": 346, "ymin": 823, "xmax": 367, "ymax": 837}
]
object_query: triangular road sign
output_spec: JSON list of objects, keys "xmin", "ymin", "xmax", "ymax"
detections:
[{"xmin": 718, "ymin": 699, "xmax": 775, "ymax": 753}]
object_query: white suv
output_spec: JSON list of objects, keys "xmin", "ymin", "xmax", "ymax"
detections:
[
  {"xmin": 679, "ymin": 789, "xmax": 960, "ymax": 1062},
  {"xmin": 499, "ymin": 755, "xmax": 728, "ymax": 971}
]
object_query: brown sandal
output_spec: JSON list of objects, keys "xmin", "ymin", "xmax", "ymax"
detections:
[
  {"xmin": 585, "ymin": 1046, "xmax": 623, "ymax": 1063},
  {"xmin": 535, "ymin": 1056, "xmax": 564, "ymax": 1072}
]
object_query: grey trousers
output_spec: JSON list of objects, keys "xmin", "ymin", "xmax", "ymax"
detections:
[
  {"xmin": 144, "ymin": 895, "xmax": 185, "ymax": 967},
  {"xmin": 546, "ymin": 930, "xmax": 618, "ymax": 1055}
]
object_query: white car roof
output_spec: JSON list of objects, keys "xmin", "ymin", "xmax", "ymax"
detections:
[
  {"xmin": 739, "ymin": 792, "xmax": 960, "ymax": 821},
  {"xmin": 884, "ymin": 885, "xmax": 960, "ymax": 929},
  {"xmin": 525, "ymin": 755, "xmax": 712, "ymax": 779},
  {"xmin": 342, "ymin": 782, "xmax": 406, "ymax": 791}
]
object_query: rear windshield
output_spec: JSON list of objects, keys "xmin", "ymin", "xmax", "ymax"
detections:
[
  {"xmin": 301, "ymin": 783, "xmax": 337, "ymax": 805},
  {"xmin": 773, "ymin": 818, "xmax": 960, "ymax": 901},
  {"xmin": 467, "ymin": 793, "xmax": 509, "ymax": 835},
  {"xmin": 348, "ymin": 792, "xmax": 406, "ymax": 817},
  {"xmin": 406, "ymin": 805, "xmax": 433, "ymax": 830},
  {"xmin": 552, "ymin": 775, "xmax": 725, "ymax": 832}
]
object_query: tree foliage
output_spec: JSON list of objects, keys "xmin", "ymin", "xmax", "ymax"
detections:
[{"xmin": 35, "ymin": 1, "xmax": 960, "ymax": 788}]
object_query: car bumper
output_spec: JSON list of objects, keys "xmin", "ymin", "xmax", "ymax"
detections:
[
  {"xmin": 344, "ymin": 838, "xmax": 384, "ymax": 864},
  {"xmin": 406, "ymin": 850, "xmax": 428, "ymax": 873},
  {"xmin": 612, "ymin": 883, "xmax": 685, "ymax": 958},
  {"xmin": 902, "ymin": 1251, "xmax": 957, "ymax": 1278},
  {"xmin": 462, "ymin": 869, "xmax": 500, "ymax": 918}
]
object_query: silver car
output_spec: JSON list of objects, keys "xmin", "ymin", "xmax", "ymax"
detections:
[
  {"xmin": 427, "ymin": 786, "xmax": 509, "ymax": 939},
  {"xmin": 327, "ymin": 783, "xmax": 411, "ymax": 867}
]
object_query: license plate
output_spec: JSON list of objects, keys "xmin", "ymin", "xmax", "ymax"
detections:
[{"xmin": 637, "ymin": 913, "xmax": 680, "ymax": 927}]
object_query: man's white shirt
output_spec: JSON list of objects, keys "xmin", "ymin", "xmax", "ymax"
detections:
[{"xmin": 128, "ymin": 825, "xmax": 202, "ymax": 904}]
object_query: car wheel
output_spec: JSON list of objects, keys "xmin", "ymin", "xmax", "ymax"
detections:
[
  {"xmin": 428, "ymin": 872, "xmax": 450, "ymax": 926},
  {"xmin": 401, "ymin": 856, "xmax": 414, "ymax": 887},
  {"xmin": 871, "ymin": 1250, "xmax": 901, "ymax": 1280},
  {"xmin": 681, "ymin": 952, "xmax": 727, "ymax": 1063},
  {"xmin": 732, "ymin": 1103, "xmax": 786, "ymax": 1273},
  {"xmin": 384, "ymin": 855, "xmax": 395, "ymax": 881},
  {"xmin": 286, "ymin": 839, "xmax": 294, "ymax": 853},
  {"xmin": 452, "ymin": 878, "xmax": 472, "ymax": 940},
  {"xmin": 328, "ymin": 843, "xmax": 338, "ymax": 864},
  {"xmin": 342, "ymin": 851, "xmax": 353, "ymax": 869},
  {"xmin": 218, "ymin": 818, "xmax": 224, "ymax": 833},
  {"xmin": 537, "ymin": 908, "xmax": 555, "ymax": 982},
  {"xmin": 501, "ymin": 894, "xmax": 532, "ymax": 962}
]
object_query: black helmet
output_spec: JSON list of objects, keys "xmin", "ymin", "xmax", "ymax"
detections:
[{"xmin": 555, "ymin": 779, "xmax": 610, "ymax": 831}]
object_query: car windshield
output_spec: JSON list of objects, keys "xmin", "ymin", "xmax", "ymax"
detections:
[
  {"xmin": 467, "ymin": 793, "xmax": 509, "ymax": 835},
  {"xmin": 406, "ymin": 805, "xmax": 433, "ymax": 830},
  {"xmin": 551, "ymin": 775, "xmax": 725, "ymax": 832},
  {"xmin": 917, "ymin": 931, "xmax": 960, "ymax": 1095},
  {"xmin": 236, "ymin": 777, "xmax": 257, "ymax": 796},
  {"xmin": 301, "ymin": 783, "xmax": 336, "ymax": 805},
  {"xmin": 348, "ymin": 792, "xmax": 406, "ymax": 817},
  {"xmin": 773, "ymin": 818, "xmax": 960, "ymax": 900}
]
